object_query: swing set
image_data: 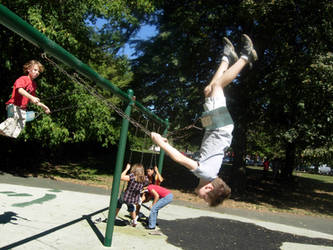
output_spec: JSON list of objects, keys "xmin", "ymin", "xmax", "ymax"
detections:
[
  {"xmin": 0, "ymin": 4, "xmax": 168, "ymax": 247},
  {"xmin": 0, "ymin": 3, "xmax": 228, "ymax": 247}
]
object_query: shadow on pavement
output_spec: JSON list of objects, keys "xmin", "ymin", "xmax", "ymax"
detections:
[
  {"xmin": 158, "ymin": 216, "xmax": 333, "ymax": 250},
  {"xmin": 0, "ymin": 211, "xmax": 29, "ymax": 225},
  {"xmin": 0, "ymin": 207, "xmax": 109, "ymax": 250}
]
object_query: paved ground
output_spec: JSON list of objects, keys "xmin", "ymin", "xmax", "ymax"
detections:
[{"xmin": 0, "ymin": 172, "xmax": 333, "ymax": 250}]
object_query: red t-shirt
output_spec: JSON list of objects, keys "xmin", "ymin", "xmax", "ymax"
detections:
[
  {"xmin": 6, "ymin": 76, "xmax": 37, "ymax": 110},
  {"xmin": 147, "ymin": 184, "xmax": 171, "ymax": 198}
]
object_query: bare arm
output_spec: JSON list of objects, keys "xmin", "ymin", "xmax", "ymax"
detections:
[
  {"xmin": 18, "ymin": 88, "xmax": 51, "ymax": 114},
  {"xmin": 154, "ymin": 165, "xmax": 164, "ymax": 183},
  {"xmin": 150, "ymin": 189, "xmax": 160, "ymax": 208},
  {"xmin": 151, "ymin": 132, "xmax": 197, "ymax": 171},
  {"xmin": 204, "ymin": 58, "xmax": 248, "ymax": 98},
  {"xmin": 36, "ymin": 102, "xmax": 51, "ymax": 114},
  {"xmin": 18, "ymin": 88, "xmax": 39, "ymax": 104},
  {"xmin": 120, "ymin": 163, "xmax": 131, "ymax": 182}
]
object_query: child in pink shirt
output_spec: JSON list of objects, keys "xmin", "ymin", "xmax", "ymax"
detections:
[{"xmin": 146, "ymin": 184, "xmax": 173, "ymax": 230}]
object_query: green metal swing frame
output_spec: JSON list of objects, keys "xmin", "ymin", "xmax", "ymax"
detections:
[{"xmin": 0, "ymin": 4, "xmax": 169, "ymax": 247}]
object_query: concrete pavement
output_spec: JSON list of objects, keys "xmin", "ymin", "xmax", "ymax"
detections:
[{"xmin": 0, "ymin": 172, "xmax": 333, "ymax": 250}]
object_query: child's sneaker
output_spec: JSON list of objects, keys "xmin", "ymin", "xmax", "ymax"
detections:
[
  {"xmin": 240, "ymin": 34, "xmax": 258, "ymax": 65},
  {"xmin": 130, "ymin": 219, "xmax": 137, "ymax": 227},
  {"xmin": 222, "ymin": 37, "xmax": 238, "ymax": 65}
]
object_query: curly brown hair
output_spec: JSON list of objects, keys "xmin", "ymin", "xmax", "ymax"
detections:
[
  {"xmin": 206, "ymin": 177, "xmax": 231, "ymax": 207},
  {"xmin": 23, "ymin": 60, "xmax": 44, "ymax": 74}
]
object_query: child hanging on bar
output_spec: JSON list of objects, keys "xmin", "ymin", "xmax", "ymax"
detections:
[
  {"xmin": 151, "ymin": 34, "xmax": 258, "ymax": 207},
  {"xmin": 0, "ymin": 60, "xmax": 51, "ymax": 138}
]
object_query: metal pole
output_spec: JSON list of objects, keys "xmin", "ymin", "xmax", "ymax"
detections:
[
  {"xmin": 104, "ymin": 89, "xmax": 134, "ymax": 247},
  {"xmin": 158, "ymin": 119, "xmax": 169, "ymax": 174}
]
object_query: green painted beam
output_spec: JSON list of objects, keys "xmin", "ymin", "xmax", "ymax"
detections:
[
  {"xmin": 0, "ymin": 4, "xmax": 167, "ymax": 127},
  {"xmin": 104, "ymin": 89, "xmax": 134, "ymax": 247}
]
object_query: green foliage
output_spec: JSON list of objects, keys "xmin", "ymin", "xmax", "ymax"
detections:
[
  {"xmin": 128, "ymin": 134, "xmax": 146, "ymax": 151},
  {"xmin": 129, "ymin": 0, "xmax": 333, "ymax": 167},
  {"xmin": 302, "ymin": 146, "xmax": 333, "ymax": 166},
  {"xmin": 0, "ymin": 0, "xmax": 154, "ymax": 149},
  {"xmin": 1, "ymin": 0, "xmax": 333, "ymax": 172},
  {"xmin": 251, "ymin": 1, "xmax": 333, "ymax": 165}
]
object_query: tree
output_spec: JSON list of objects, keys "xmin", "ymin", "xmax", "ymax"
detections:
[
  {"xmin": 0, "ymin": 0, "xmax": 154, "ymax": 153},
  {"xmin": 245, "ymin": 0, "xmax": 333, "ymax": 180},
  {"xmin": 129, "ymin": 0, "xmax": 333, "ymax": 191}
]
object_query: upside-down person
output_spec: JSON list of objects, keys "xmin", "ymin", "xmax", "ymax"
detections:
[{"xmin": 151, "ymin": 34, "xmax": 258, "ymax": 207}]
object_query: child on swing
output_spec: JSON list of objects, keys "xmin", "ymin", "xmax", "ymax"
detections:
[
  {"xmin": 147, "ymin": 165, "xmax": 164, "ymax": 185},
  {"xmin": 0, "ymin": 60, "xmax": 51, "ymax": 138},
  {"xmin": 115, "ymin": 163, "xmax": 148, "ymax": 227},
  {"xmin": 151, "ymin": 34, "xmax": 258, "ymax": 207}
]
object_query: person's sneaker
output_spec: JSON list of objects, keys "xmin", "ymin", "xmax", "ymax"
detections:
[
  {"xmin": 148, "ymin": 230, "xmax": 162, "ymax": 235},
  {"xmin": 241, "ymin": 34, "xmax": 258, "ymax": 64},
  {"xmin": 130, "ymin": 219, "xmax": 138, "ymax": 227},
  {"xmin": 223, "ymin": 37, "xmax": 238, "ymax": 65}
]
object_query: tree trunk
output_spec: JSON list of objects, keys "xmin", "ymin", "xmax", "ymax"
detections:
[
  {"xmin": 230, "ymin": 123, "xmax": 247, "ymax": 195},
  {"xmin": 281, "ymin": 142, "xmax": 296, "ymax": 181}
]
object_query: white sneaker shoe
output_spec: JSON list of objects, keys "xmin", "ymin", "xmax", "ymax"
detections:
[{"xmin": 130, "ymin": 219, "xmax": 138, "ymax": 227}]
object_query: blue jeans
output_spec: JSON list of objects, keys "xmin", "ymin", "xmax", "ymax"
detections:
[{"xmin": 148, "ymin": 193, "xmax": 173, "ymax": 229}]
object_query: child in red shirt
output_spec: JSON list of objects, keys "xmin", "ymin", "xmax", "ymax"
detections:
[
  {"xmin": 0, "ymin": 60, "xmax": 50, "ymax": 138},
  {"xmin": 146, "ymin": 184, "xmax": 173, "ymax": 230}
]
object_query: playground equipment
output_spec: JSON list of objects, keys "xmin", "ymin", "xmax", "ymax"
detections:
[{"xmin": 0, "ymin": 4, "xmax": 168, "ymax": 247}]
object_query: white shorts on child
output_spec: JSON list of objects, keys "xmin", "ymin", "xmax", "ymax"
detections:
[
  {"xmin": 192, "ymin": 125, "xmax": 233, "ymax": 181},
  {"xmin": 0, "ymin": 105, "xmax": 27, "ymax": 138}
]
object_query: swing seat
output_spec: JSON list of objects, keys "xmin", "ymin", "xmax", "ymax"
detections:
[
  {"xmin": 26, "ymin": 111, "xmax": 36, "ymax": 122},
  {"xmin": 200, "ymin": 106, "xmax": 233, "ymax": 130},
  {"xmin": 7, "ymin": 104, "xmax": 14, "ymax": 118},
  {"xmin": 7, "ymin": 104, "xmax": 36, "ymax": 122}
]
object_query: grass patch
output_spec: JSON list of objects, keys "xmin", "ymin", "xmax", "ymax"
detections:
[
  {"xmin": 236, "ymin": 166, "xmax": 333, "ymax": 217},
  {"xmin": 294, "ymin": 172, "xmax": 333, "ymax": 184}
]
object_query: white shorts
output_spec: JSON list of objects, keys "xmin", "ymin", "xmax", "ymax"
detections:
[{"xmin": 0, "ymin": 105, "xmax": 26, "ymax": 138}]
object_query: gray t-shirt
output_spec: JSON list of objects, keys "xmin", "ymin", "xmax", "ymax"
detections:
[
  {"xmin": 192, "ymin": 95, "xmax": 233, "ymax": 181},
  {"xmin": 192, "ymin": 129, "xmax": 232, "ymax": 181}
]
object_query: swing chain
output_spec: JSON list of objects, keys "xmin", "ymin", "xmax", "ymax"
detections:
[
  {"xmin": 51, "ymin": 105, "xmax": 77, "ymax": 113},
  {"xmin": 41, "ymin": 53, "xmax": 151, "ymax": 136},
  {"xmin": 165, "ymin": 117, "xmax": 203, "ymax": 140},
  {"xmin": 41, "ymin": 53, "xmax": 203, "ymax": 140}
]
